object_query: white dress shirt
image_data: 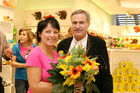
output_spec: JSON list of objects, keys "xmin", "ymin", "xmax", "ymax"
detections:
[{"xmin": 69, "ymin": 34, "xmax": 88, "ymax": 53}]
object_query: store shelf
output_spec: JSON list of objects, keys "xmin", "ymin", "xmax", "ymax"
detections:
[
  {"xmin": 119, "ymin": 36, "xmax": 140, "ymax": 37},
  {"xmin": 0, "ymin": 4, "xmax": 15, "ymax": 10},
  {"xmin": 24, "ymin": 25, "xmax": 37, "ymax": 27},
  {"xmin": 0, "ymin": 21, "xmax": 13, "ymax": 24}
]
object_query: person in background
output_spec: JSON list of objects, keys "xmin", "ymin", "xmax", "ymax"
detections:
[
  {"xmin": 10, "ymin": 29, "xmax": 36, "ymax": 93},
  {"xmin": 0, "ymin": 30, "xmax": 13, "ymax": 93},
  {"xmin": 57, "ymin": 9, "xmax": 113, "ymax": 93},
  {"xmin": 26, "ymin": 17, "xmax": 60, "ymax": 93},
  {"xmin": 0, "ymin": 30, "xmax": 13, "ymax": 72},
  {"xmin": 65, "ymin": 27, "xmax": 73, "ymax": 38}
]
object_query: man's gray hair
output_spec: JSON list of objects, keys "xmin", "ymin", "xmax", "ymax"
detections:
[{"xmin": 71, "ymin": 9, "xmax": 90, "ymax": 23}]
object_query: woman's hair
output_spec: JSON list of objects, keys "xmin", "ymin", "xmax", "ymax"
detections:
[
  {"xmin": 36, "ymin": 17, "xmax": 60, "ymax": 43},
  {"xmin": 19, "ymin": 28, "xmax": 33, "ymax": 43}
]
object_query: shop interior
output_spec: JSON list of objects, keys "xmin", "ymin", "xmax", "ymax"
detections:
[{"xmin": 0, "ymin": 0, "xmax": 140, "ymax": 93}]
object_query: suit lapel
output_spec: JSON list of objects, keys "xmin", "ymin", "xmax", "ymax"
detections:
[
  {"xmin": 64, "ymin": 37, "xmax": 73, "ymax": 53},
  {"xmin": 86, "ymin": 34, "xmax": 96, "ymax": 56}
]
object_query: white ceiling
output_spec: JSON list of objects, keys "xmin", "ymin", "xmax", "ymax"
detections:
[{"xmin": 90, "ymin": 0, "xmax": 140, "ymax": 15}]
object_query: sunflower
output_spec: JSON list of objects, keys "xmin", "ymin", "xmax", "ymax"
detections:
[{"xmin": 70, "ymin": 66, "xmax": 81, "ymax": 79}]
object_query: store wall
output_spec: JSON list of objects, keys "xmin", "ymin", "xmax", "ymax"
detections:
[
  {"xmin": 15, "ymin": 0, "xmax": 111, "ymax": 34},
  {"xmin": 74, "ymin": 0, "xmax": 111, "ymax": 34},
  {"xmin": 15, "ymin": 0, "xmax": 75, "ymax": 33},
  {"xmin": 24, "ymin": 0, "xmax": 74, "ymax": 10},
  {"xmin": 14, "ymin": 0, "xmax": 25, "ymax": 30}
]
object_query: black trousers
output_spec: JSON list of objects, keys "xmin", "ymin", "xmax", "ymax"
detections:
[{"xmin": 15, "ymin": 79, "xmax": 29, "ymax": 93}]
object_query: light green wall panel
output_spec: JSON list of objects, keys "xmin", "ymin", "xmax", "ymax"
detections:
[{"xmin": 24, "ymin": 0, "xmax": 74, "ymax": 10}]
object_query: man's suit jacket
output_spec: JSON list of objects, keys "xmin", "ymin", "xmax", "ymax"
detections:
[{"xmin": 57, "ymin": 34, "xmax": 113, "ymax": 93}]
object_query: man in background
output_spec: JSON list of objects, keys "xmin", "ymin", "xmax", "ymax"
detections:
[
  {"xmin": 57, "ymin": 9, "xmax": 113, "ymax": 93},
  {"xmin": 0, "ymin": 30, "xmax": 13, "ymax": 93}
]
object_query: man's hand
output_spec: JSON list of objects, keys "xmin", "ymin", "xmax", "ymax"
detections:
[{"xmin": 4, "ymin": 44, "xmax": 13, "ymax": 58}]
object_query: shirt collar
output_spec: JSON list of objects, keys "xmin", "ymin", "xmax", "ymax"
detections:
[
  {"xmin": 73, "ymin": 34, "xmax": 88, "ymax": 42},
  {"xmin": 73, "ymin": 33, "xmax": 88, "ymax": 45}
]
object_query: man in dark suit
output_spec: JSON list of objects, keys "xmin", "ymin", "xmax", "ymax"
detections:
[{"xmin": 57, "ymin": 9, "xmax": 113, "ymax": 93}]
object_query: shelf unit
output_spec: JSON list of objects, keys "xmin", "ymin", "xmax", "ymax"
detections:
[
  {"xmin": 0, "ymin": 3, "xmax": 14, "ymax": 40},
  {"xmin": 0, "ymin": 2, "xmax": 15, "ymax": 93}
]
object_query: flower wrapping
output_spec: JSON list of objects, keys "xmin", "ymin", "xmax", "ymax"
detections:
[{"xmin": 47, "ymin": 46, "xmax": 100, "ymax": 93}]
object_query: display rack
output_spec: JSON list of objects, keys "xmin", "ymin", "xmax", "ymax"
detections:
[{"xmin": 108, "ymin": 49, "xmax": 140, "ymax": 93}]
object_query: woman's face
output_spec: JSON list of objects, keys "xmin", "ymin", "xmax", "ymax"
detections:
[
  {"xmin": 39, "ymin": 23, "xmax": 59, "ymax": 47},
  {"xmin": 19, "ymin": 31, "xmax": 29, "ymax": 44}
]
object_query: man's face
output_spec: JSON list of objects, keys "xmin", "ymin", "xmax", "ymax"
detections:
[{"xmin": 71, "ymin": 13, "xmax": 89, "ymax": 41}]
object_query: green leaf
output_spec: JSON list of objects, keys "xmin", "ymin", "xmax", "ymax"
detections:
[
  {"xmin": 47, "ymin": 64, "xmax": 65, "ymax": 84},
  {"xmin": 50, "ymin": 63, "xmax": 58, "ymax": 69},
  {"xmin": 91, "ymin": 57, "xmax": 98, "ymax": 61},
  {"xmin": 47, "ymin": 76, "xmax": 59, "ymax": 84},
  {"xmin": 47, "ymin": 73, "xmax": 64, "ymax": 84},
  {"xmin": 87, "ymin": 70, "xmax": 94, "ymax": 74},
  {"xmin": 71, "ymin": 47, "xmax": 77, "ymax": 55},
  {"xmin": 65, "ymin": 85, "xmax": 74, "ymax": 93},
  {"xmin": 91, "ymin": 84, "xmax": 100, "ymax": 93},
  {"xmin": 65, "ymin": 87, "xmax": 73, "ymax": 93},
  {"xmin": 68, "ymin": 61, "xmax": 73, "ymax": 65},
  {"xmin": 85, "ymin": 83, "xmax": 100, "ymax": 93},
  {"xmin": 77, "ymin": 46, "xmax": 85, "ymax": 56},
  {"xmin": 52, "ymin": 84, "xmax": 63, "ymax": 93},
  {"xmin": 57, "ymin": 59, "xmax": 66, "ymax": 64},
  {"xmin": 47, "ymin": 70, "xmax": 56, "ymax": 75}
]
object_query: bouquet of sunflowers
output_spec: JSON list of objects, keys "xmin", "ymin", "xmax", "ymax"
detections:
[{"xmin": 47, "ymin": 46, "xmax": 100, "ymax": 93}]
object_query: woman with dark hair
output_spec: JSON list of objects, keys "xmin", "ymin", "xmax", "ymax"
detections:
[
  {"xmin": 26, "ymin": 17, "xmax": 60, "ymax": 93},
  {"xmin": 10, "ymin": 29, "xmax": 36, "ymax": 93}
]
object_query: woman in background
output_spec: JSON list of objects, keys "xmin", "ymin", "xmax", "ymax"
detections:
[
  {"xmin": 10, "ymin": 29, "xmax": 36, "ymax": 93},
  {"xmin": 26, "ymin": 17, "xmax": 60, "ymax": 93}
]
